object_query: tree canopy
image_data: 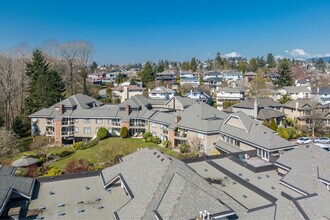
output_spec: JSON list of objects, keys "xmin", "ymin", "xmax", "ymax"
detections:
[
  {"xmin": 24, "ymin": 49, "xmax": 65, "ymax": 115},
  {"xmin": 138, "ymin": 61, "xmax": 155, "ymax": 86},
  {"xmin": 274, "ymin": 58, "xmax": 294, "ymax": 88}
]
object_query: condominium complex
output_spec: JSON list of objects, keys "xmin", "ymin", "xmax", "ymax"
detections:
[{"xmin": 30, "ymin": 93, "xmax": 296, "ymax": 160}]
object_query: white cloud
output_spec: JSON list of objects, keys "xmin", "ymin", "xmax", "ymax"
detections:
[
  {"xmin": 275, "ymin": 55, "xmax": 284, "ymax": 60},
  {"xmin": 285, "ymin": 49, "xmax": 310, "ymax": 57},
  {"xmin": 224, "ymin": 52, "xmax": 242, "ymax": 58}
]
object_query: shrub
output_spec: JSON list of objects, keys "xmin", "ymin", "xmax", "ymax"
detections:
[
  {"xmin": 151, "ymin": 136, "xmax": 161, "ymax": 144},
  {"xmin": 179, "ymin": 144, "xmax": 190, "ymax": 153},
  {"xmin": 162, "ymin": 140, "xmax": 171, "ymax": 148},
  {"xmin": 269, "ymin": 118, "xmax": 278, "ymax": 131},
  {"xmin": 57, "ymin": 150, "xmax": 73, "ymax": 158},
  {"xmin": 143, "ymin": 132, "xmax": 153, "ymax": 140},
  {"xmin": 85, "ymin": 139, "xmax": 98, "ymax": 149},
  {"xmin": 282, "ymin": 130, "xmax": 290, "ymax": 140},
  {"xmin": 44, "ymin": 166, "xmax": 62, "ymax": 177},
  {"xmin": 73, "ymin": 141, "xmax": 85, "ymax": 150},
  {"xmin": 97, "ymin": 127, "xmax": 108, "ymax": 140},
  {"xmin": 120, "ymin": 127, "xmax": 128, "ymax": 138}
]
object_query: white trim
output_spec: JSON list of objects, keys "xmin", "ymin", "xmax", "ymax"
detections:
[
  {"xmin": 279, "ymin": 180, "xmax": 308, "ymax": 196},
  {"xmin": 223, "ymin": 115, "xmax": 248, "ymax": 133},
  {"xmin": 274, "ymin": 163, "xmax": 290, "ymax": 171}
]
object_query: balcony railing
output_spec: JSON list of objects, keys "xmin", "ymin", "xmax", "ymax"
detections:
[
  {"xmin": 46, "ymin": 131, "xmax": 54, "ymax": 136},
  {"xmin": 62, "ymin": 121, "xmax": 74, "ymax": 126},
  {"xmin": 110, "ymin": 122, "xmax": 121, "ymax": 126},
  {"xmin": 62, "ymin": 131, "xmax": 74, "ymax": 136},
  {"xmin": 174, "ymin": 132, "xmax": 187, "ymax": 138},
  {"xmin": 46, "ymin": 121, "xmax": 54, "ymax": 125},
  {"xmin": 163, "ymin": 129, "xmax": 168, "ymax": 134},
  {"xmin": 129, "ymin": 123, "xmax": 146, "ymax": 127}
]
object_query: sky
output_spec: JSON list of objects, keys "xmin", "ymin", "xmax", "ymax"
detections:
[{"xmin": 0, "ymin": 0, "xmax": 330, "ymax": 64}]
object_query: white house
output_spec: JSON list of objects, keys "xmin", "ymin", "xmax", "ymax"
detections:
[
  {"xmin": 185, "ymin": 89, "xmax": 212, "ymax": 105},
  {"xmin": 278, "ymin": 86, "xmax": 311, "ymax": 100},
  {"xmin": 216, "ymin": 87, "xmax": 245, "ymax": 110},
  {"xmin": 180, "ymin": 77, "xmax": 199, "ymax": 87},
  {"xmin": 180, "ymin": 71, "xmax": 195, "ymax": 78},
  {"xmin": 223, "ymin": 71, "xmax": 243, "ymax": 81},
  {"xmin": 148, "ymin": 86, "xmax": 176, "ymax": 99},
  {"xmin": 204, "ymin": 71, "xmax": 222, "ymax": 80},
  {"xmin": 111, "ymin": 85, "xmax": 144, "ymax": 102}
]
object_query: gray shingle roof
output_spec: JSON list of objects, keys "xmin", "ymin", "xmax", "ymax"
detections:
[
  {"xmin": 218, "ymin": 87, "xmax": 244, "ymax": 93},
  {"xmin": 219, "ymin": 112, "xmax": 295, "ymax": 151},
  {"xmin": 257, "ymin": 109, "xmax": 286, "ymax": 120},
  {"xmin": 101, "ymin": 148, "xmax": 239, "ymax": 219},
  {"xmin": 174, "ymin": 102, "xmax": 228, "ymax": 132},
  {"xmin": 276, "ymin": 144, "xmax": 330, "ymax": 193},
  {"xmin": 149, "ymin": 86, "xmax": 175, "ymax": 94},
  {"xmin": 171, "ymin": 96, "xmax": 197, "ymax": 108},
  {"xmin": 0, "ymin": 169, "xmax": 35, "ymax": 215},
  {"xmin": 282, "ymin": 86, "xmax": 310, "ymax": 93},
  {"xmin": 233, "ymin": 98, "xmax": 282, "ymax": 109}
]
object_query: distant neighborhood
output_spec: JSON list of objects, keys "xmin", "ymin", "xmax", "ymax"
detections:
[{"xmin": 0, "ymin": 47, "xmax": 330, "ymax": 219}]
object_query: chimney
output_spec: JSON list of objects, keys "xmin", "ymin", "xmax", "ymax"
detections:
[
  {"xmin": 253, "ymin": 99, "xmax": 258, "ymax": 118},
  {"xmin": 174, "ymin": 116, "xmax": 181, "ymax": 124},
  {"xmin": 59, "ymin": 104, "xmax": 65, "ymax": 115},
  {"xmin": 125, "ymin": 105, "xmax": 131, "ymax": 116},
  {"xmin": 123, "ymin": 86, "xmax": 129, "ymax": 101},
  {"xmin": 295, "ymin": 100, "xmax": 299, "ymax": 111}
]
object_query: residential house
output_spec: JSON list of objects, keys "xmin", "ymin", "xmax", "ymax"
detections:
[
  {"xmin": 295, "ymin": 79, "xmax": 311, "ymax": 87},
  {"xmin": 216, "ymin": 112, "xmax": 296, "ymax": 162},
  {"xmin": 179, "ymin": 71, "xmax": 195, "ymax": 78},
  {"xmin": 204, "ymin": 77, "xmax": 222, "ymax": 88},
  {"xmin": 282, "ymin": 99, "xmax": 328, "ymax": 127},
  {"xmin": 180, "ymin": 77, "xmax": 200, "ymax": 87},
  {"xmin": 155, "ymin": 70, "xmax": 176, "ymax": 83},
  {"xmin": 243, "ymin": 71, "xmax": 257, "ymax": 83},
  {"xmin": 185, "ymin": 89, "xmax": 212, "ymax": 105},
  {"xmin": 148, "ymin": 86, "xmax": 176, "ymax": 100},
  {"xmin": 313, "ymin": 87, "xmax": 330, "ymax": 105},
  {"xmin": 111, "ymin": 85, "xmax": 144, "ymax": 102},
  {"xmin": 224, "ymin": 98, "xmax": 285, "ymax": 123},
  {"xmin": 204, "ymin": 71, "xmax": 222, "ymax": 80},
  {"xmin": 216, "ymin": 87, "xmax": 245, "ymax": 110},
  {"xmin": 223, "ymin": 71, "xmax": 243, "ymax": 81},
  {"xmin": 278, "ymin": 86, "xmax": 311, "ymax": 100},
  {"xmin": 104, "ymin": 72, "xmax": 128, "ymax": 84}
]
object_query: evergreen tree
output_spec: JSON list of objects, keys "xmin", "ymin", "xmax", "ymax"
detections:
[
  {"xmin": 181, "ymin": 61, "xmax": 190, "ymax": 71},
  {"xmin": 156, "ymin": 61, "xmax": 164, "ymax": 73},
  {"xmin": 238, "ymin": 61, "xmax": 248, "ymax": 72},
  {"xmin": 248, "ymin": 58, "xmax": 258, "ymax": 72},
  {"xmin": 90, "ymin": 61, "xmax": 98, "ymax": 72},
  {"xmin": 138, "ymin": 61, "xmax": 154, "ymax": 86},
  {"xmin": 269, "ymin": 118, "xmax": 278, "ymax": 131},
  {"xmin": 190, "ymin": 57, "xmax": 198, "ymax": 72},
  {"xmin": 266, "ymin": 53, "xmax": 277, "ymax": 68},
  {"xmin": 12, "ymin": 116, "xmax": 25, "ymax": 137},
  {"xmin": 274, "ymin": 59, "xmax": 294, "ymax": 88},
  {"xmin": 24, "ymin": 49, "xmax": 65, "ymax": 115}
]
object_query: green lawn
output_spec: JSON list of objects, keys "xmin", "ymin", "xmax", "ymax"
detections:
[
  {"xmin": 13, "ymin": 137, "xmax": 198, "ymax": 170},
  {"xmin": 50, "ymin": 138, "xmax": 159, "ymax": 169}
]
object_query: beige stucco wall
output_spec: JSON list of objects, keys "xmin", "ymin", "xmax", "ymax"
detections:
[
  {"xmin": 225, "ymin": 117, "xmax": 245, "ymax": 129},
  {"xmin": 239, "ymin": 142, "xmax": 256, "ymax": 151}
]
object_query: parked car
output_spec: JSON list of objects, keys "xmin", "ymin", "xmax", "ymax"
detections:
[
  {"xmin": 296, "ymin": 137, "xmax": 312, "ymax": 144},
  {"xmin": 313, "ymin": 137, "xmax": 330, "ymax": 144}
]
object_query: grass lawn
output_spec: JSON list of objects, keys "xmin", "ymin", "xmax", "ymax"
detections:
[{"xmin": 50, "ymin": 138, "xmax": 159, "ymax": 169}]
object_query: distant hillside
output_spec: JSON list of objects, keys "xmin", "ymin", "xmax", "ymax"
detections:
[{"xmin": 306, "ymin": 56, "xmax": 330, "ymax": 63}]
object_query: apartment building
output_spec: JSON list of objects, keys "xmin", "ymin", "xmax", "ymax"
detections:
[
  {"xmin": 111, "ymin": 85, "xmax": 144, "ymax": 102},
  {"xmin": 30, "ymin": 93, "xmax": 297, "ymax": 162},
  {"xmin": 148, "ymin": 86, "xmax": 176, "ymax": 99}
]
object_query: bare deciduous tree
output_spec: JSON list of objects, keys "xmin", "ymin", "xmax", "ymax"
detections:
[{"xmin": 0, "ymin": 127, "xmax": 19, "ymax": 159}]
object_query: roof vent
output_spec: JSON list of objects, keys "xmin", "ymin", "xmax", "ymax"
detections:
[
  {"xmin": 157, "ymin": 155, "xmax": 160, "ymax": 158},
  {"xmin": 306, "ymin": 145, "xmax": 310, "ymax": 148},
  {"xmin": 161, "ymin": 158, "xmax": 164, "ymax": 162},
  {"xmin": 264, "ymin": 132, "xmax": 267, "ymax": 134},
  {"xmin": 153, "ymin": 152, "xmax": 157, "ymax": 155}
]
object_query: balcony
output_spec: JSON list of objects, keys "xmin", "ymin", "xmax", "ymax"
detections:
[
  {"xmin": 62, "ymin": 131, "xmax": 74, "ymax": 136},
  {"xmin": 62, "ymin": 121, "xmax": 74, "ymax": 126},
  {"xmin": 129, "ymin": 123, "xmax": 146, "ymax": 127},
  {"xmin": 46, "ymin": 120, "xmax": 54, "ymax": 126},
  {"xmin": 110, "ymin": 122, "xmax": 121, "ymax": 127},
  {"xmin": 174, "ymin": 132, "xmax": 187, "ymax": 139}
]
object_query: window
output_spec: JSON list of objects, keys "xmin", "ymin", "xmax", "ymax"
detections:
[
  {"xmin": 83, "ymin": 119, "xmax": 90, "ymax": 124},
  {"xmin": 198, "ymin": 133, "xmax": 205, "ymax": 140},
  {"xmin": 75, "ymin": 127, "xmax": 79, "ymax": 133},
  {"xmin": 75, "ymin": 119, "xmax": 79, "ymax": 123},
  {"xmin": 151, "ymin": 122, "xmax": 157, "ymax": 128},
  {"xmin": 96, "ymin": 119, "xmax": 103, "ymax": 124},
  {"xmin": 83, "ymin": 127, "xmax": 91, "ymax": 134}
]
